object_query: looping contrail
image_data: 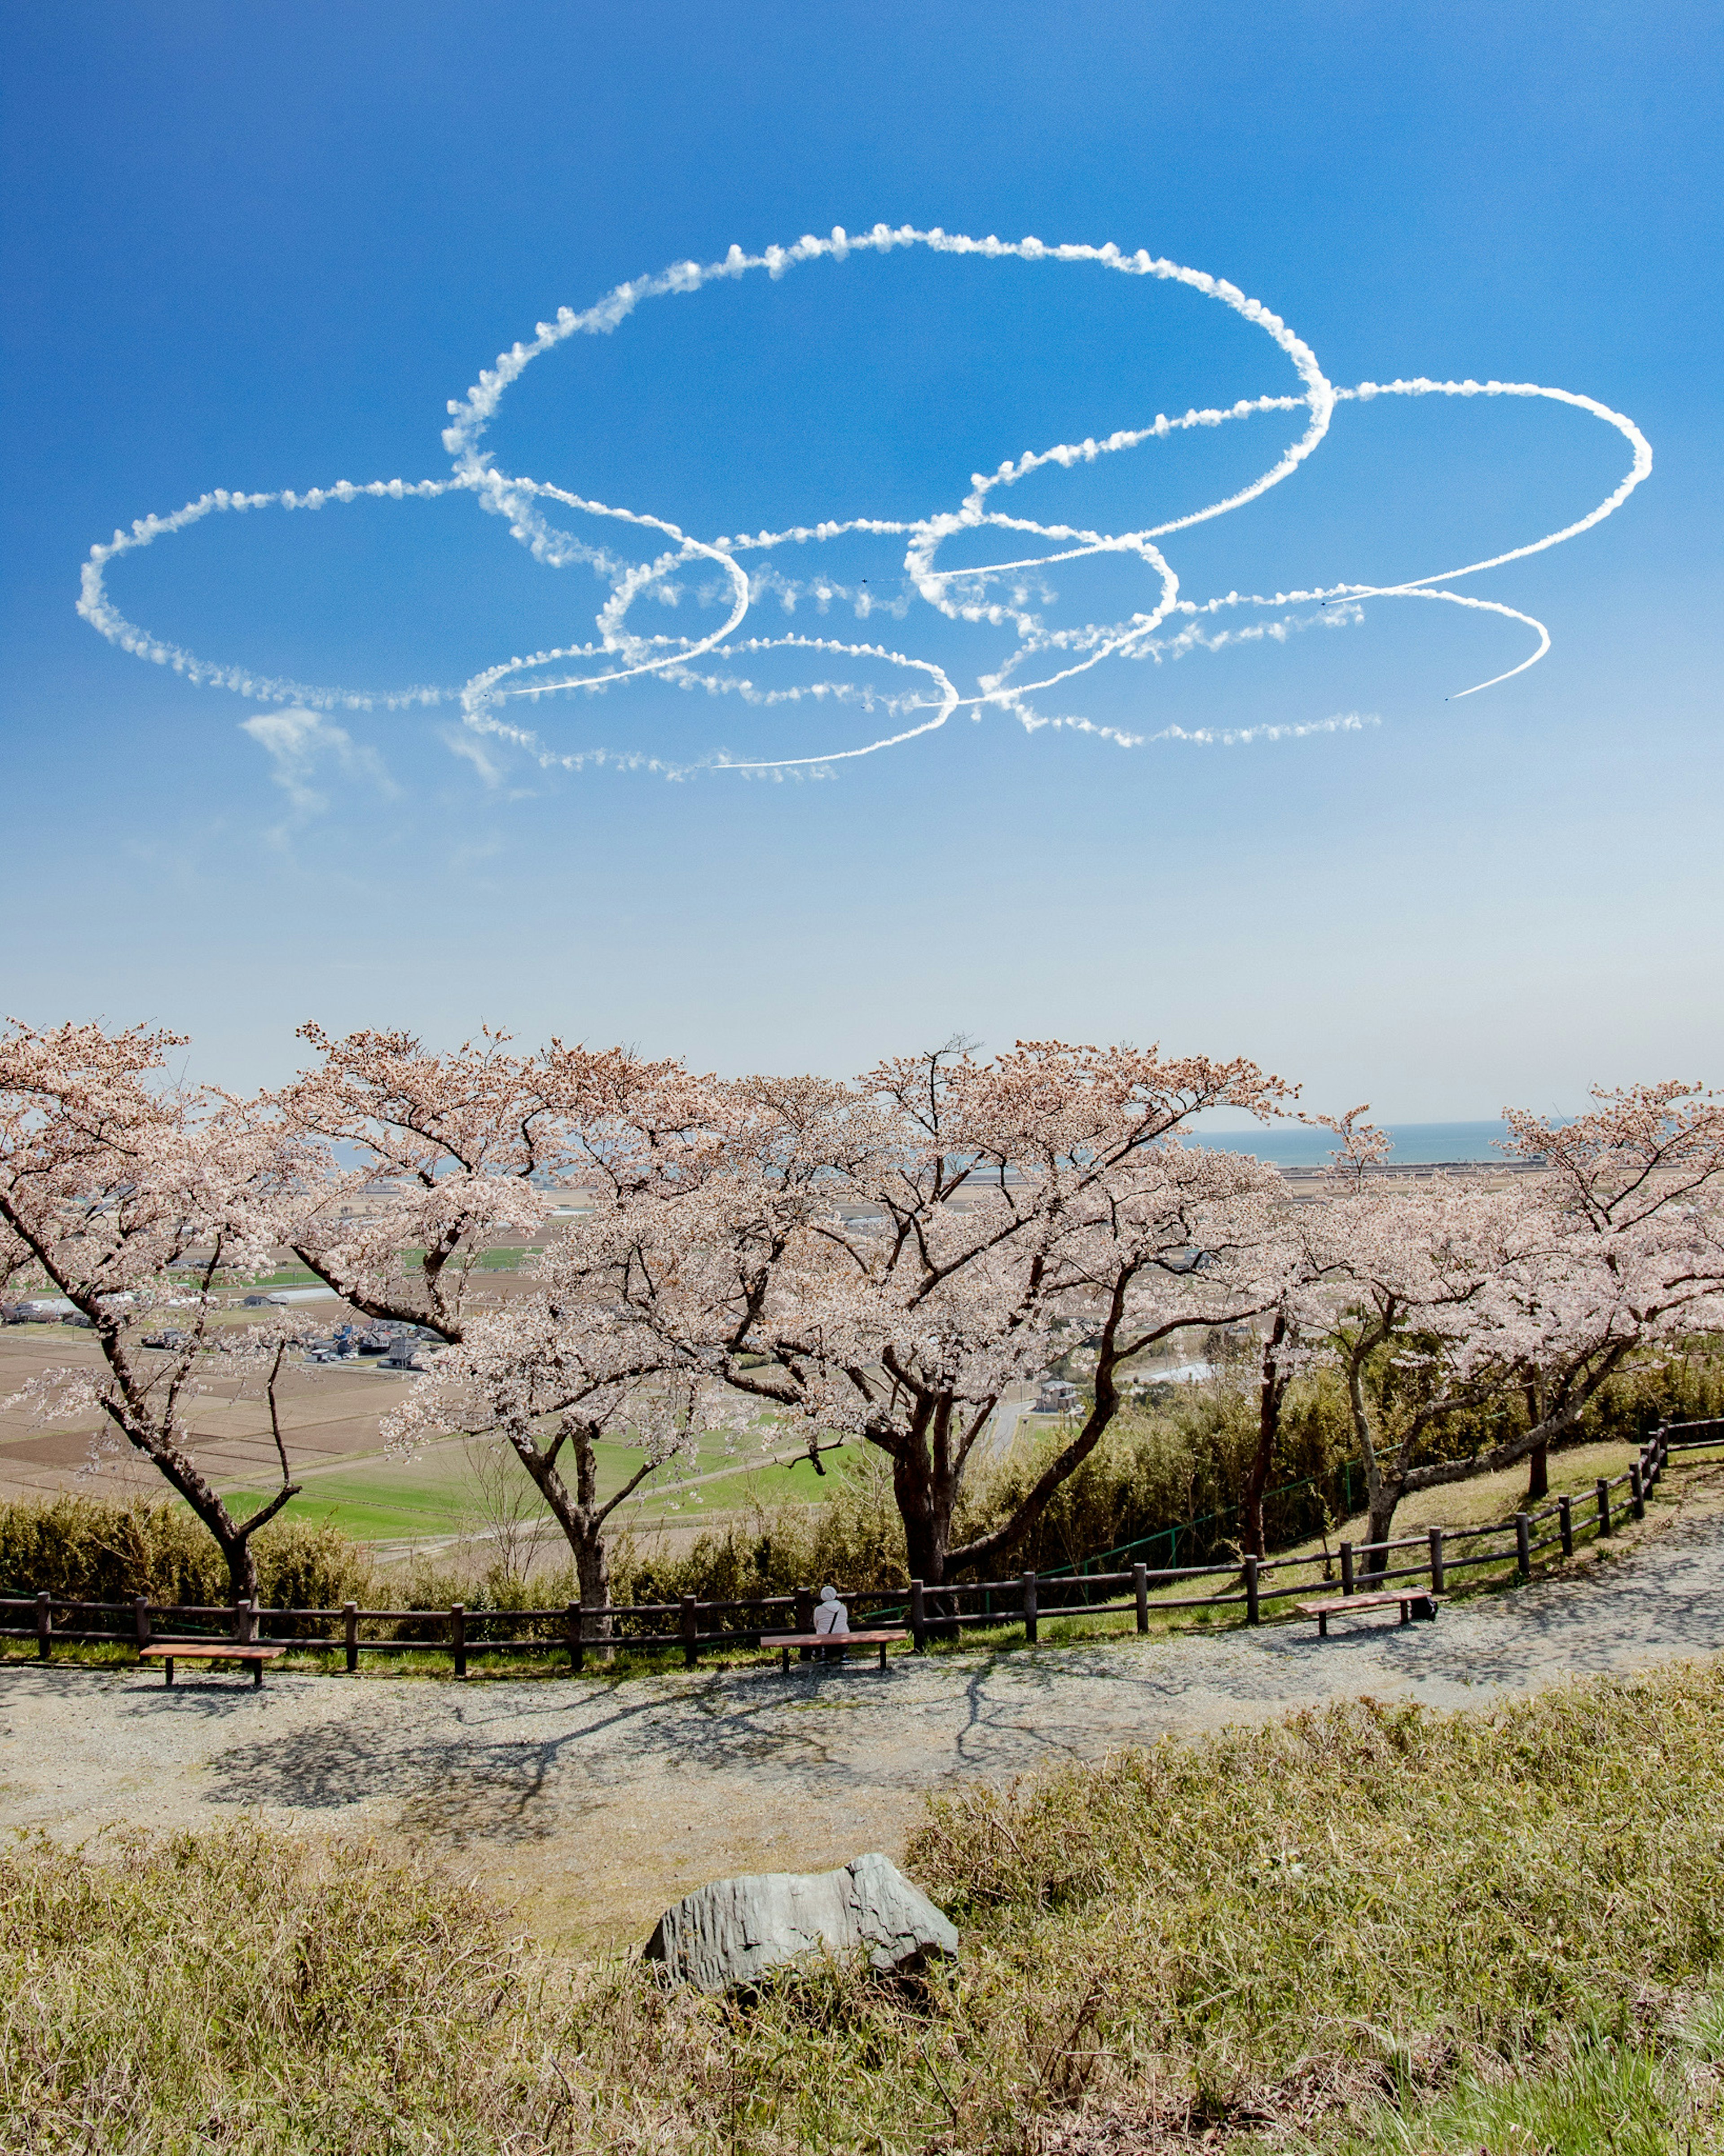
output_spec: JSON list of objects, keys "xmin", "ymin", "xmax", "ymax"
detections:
[{"xmin": 76, "ymin": 226, "xmax": 1650, "ymax": 778}]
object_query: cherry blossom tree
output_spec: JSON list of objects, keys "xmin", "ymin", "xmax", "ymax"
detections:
[
  {"xmin": 1294, "ymin": 1175, "xmax": 1523, "ymax": 1558},
  {"xmin": 1294, "ymin": 1085, "xmax": 1724, "ymax": 1556},
  {"xmin": 582, "ymin": 1041, "xmax": 1294, "ymax": 1586},
  {"xmin": 383, "ymin": 1282, "xmax": 719, "ymax": 1630},
  {"xmin": 0, "ymin": 1020, "xmax": 303, "ymax": 1599},
  {"xmin": 273, "ymin": 1023, "xmax": 699, "ymax": 1344},
  {"xmin": 1471, "ymin": 1082, "xmax": 1724, "ymax": 1488},
  {"xmin": 273, "ymin": 1027, "xmax": 740, "ymax": 1610}
]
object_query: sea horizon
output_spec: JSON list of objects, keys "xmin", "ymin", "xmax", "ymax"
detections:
[{"xmin": 1190, "ymin": 1119, "xmax": 1517, "ymax": 1167}]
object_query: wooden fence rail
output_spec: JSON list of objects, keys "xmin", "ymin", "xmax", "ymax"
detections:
[{"xmin": 0, "ymin": 1426, "xmax": 1697, "ymax": 1673}]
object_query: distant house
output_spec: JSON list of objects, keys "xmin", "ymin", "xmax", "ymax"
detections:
[
  {"xmin": 1035, "ymin": 1378, "xmax": 1081, "ymax": 1414},
  {"xmin": 5, "ymin": 1296, "xmax": 76, "ymax": 1323}
]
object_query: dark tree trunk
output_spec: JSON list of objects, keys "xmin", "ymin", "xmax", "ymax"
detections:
[
  {"xmin": 105, "ymin": 1402, "xmax": 266, "ymax": 1602},
  {"xmin": 1241, "ymin": 1308, "xmax": 1291, "ymax": 1560},
  {"xmin": 1363, "ymin": 1487, "xmax": 1402, "ymax": 1580},
  {"xmin": 220, "ymin": 1532, "xmax": 260, "ymax": 1605},
  {"xmin": 504, "ymin": 1412, "xmax": 640, "ymax": 1663},
  {"xmin": 572, "ymin": 1523, "xmax": 613, "ymax": 1662},
  {"xmin": 1524, "ymin": 1384, "xmax": 1548, "ymax": 1500},
  {"xmin": 892, "ymin": 1439, "xmax": 954, "ymax": 1596}
]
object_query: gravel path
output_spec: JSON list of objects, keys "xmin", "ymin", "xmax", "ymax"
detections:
[{"xmin": 6, "ymin": 1515, "xmax": 1724, "ymax": 1946}]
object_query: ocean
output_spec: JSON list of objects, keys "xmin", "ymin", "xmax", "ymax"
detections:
[{"xmin": 1189, "ymin": 1120, "xmax": 1517, "ymax": 1168}]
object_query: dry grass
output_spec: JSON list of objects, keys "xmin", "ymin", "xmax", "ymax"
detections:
[{"xmin": 10, "ymin": 1661, "xmax": 1724, "ymax": 2151}]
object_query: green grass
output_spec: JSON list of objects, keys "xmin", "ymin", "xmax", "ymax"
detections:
[
  {"xmin": 224, "ymin": 1430, "xmax": 842, "ymax": 1543},
  {"xmin": 1322, "ymin": 2015, "xmax": 1724, "ymax": 2154},
  {"xmin": 10, "ymin": 1663, "xmax": 1724, "ymax": 2151},
  {"xmin": 397, "ymin": 1245, "xmax": 535, "ymax": 1272}
]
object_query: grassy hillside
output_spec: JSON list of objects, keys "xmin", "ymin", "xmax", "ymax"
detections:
[{"xmin": 9, "ymin": 1662, "xmax": 1724, "ymax": 2152}]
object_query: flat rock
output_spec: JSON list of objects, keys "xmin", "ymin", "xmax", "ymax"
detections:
[{"xmin": 642, "ymin": 1851, "xmax": 959, "ymax": 1992}]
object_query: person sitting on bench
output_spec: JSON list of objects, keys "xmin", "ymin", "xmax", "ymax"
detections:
[{"xmin": 812, "ymin": 1583, "xmax": 849, "ymax": 1660}]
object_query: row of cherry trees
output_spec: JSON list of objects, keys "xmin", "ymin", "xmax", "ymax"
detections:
[{"xmin": 4, "ymin": 1018, "xmax": 1723, "ymax": 1606}]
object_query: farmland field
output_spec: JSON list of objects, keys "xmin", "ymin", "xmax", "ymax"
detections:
[{"xmin": 0, "ymin": 1317, "xmax": 843, "ymax": 1553}]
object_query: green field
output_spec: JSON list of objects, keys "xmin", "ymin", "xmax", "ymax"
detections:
[{"xmin": 227, "ymin": 1428, "xmax": 844, "ymax": 1543}]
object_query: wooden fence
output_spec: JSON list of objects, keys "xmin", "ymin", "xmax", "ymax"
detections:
[{"xmin": 3, "ymin": 1421, "xmax": 1717, "ymax": 1676}]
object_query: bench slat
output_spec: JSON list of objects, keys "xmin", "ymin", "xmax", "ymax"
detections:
[
  {"xmin": 776, "ymin": 1627, "xmax": 905, "ymax": 1673},
  {"xmin": 139, "ymin": 1643, "xmax": 285, "ymax": 1659},
  {"xmin": 138, "ymin": 1642, "xmax": 286, "ymax": 1688},
  {"xmin": 1297, "ymin": 1592, "xmax": 1431, "ymax": 1616},
  {"xmin": 772, "ymin": 1630, "xmax": 905, "ymax": 1648},
  {"xmin": 1297, "ymin": 1589, "xmax": 1438, "ymax": 1639}
]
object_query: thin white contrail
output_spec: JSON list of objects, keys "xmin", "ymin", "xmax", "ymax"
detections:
[{"xmin": 75, "ymin": 226, "xmax": 1650, "ymax": 775}]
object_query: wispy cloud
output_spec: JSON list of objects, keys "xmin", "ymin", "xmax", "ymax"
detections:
[
  {"xmin": 440, "ymin": 725, "xmax": 504, "ymax": 787},
  {"xmin": 241, "ymin": 706, "xmax": 395, "ymax": 816}
]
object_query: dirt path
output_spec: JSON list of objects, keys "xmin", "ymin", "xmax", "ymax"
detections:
[{"xmin": 6, "ymin": 1514, "xmax": 1724, "ymax": 1949}]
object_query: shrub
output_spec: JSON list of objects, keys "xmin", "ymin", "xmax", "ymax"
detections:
[
  {"xmin": 614, "ymin": 1446, "xmax": 915, "ymax": 1605},
  {"xmin": 0, "ymin": 1495, "xmax": 374, "ymax": 1609}
]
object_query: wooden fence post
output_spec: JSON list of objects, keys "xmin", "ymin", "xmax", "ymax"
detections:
[
  {"xmin": 1597, "ymin": 1477, "xmax": 1612, "ymax": 1537},
  {"xmin": 1021, "ymin": 1571, "xmax": 1038, "ymax": 1647},
  {"xmin": 680, "ymin": 1595, "xmax": 699, "ymax": 1669},
  {"xmin": 1629, "ymin": 1462, "xmax": 1645, "ymax": 1521},
  {"xmin": 1558, "ymin": 1496, "xmax": 1574, "ymax": 1559},
  {"xmin": 1427, "ymin": 1527, "xmax": 1445, "ymax": 1595},
  {"xmin": 237, "ymin": 1599, "xmax": 259, "ymax": 1645},
  {"xmin": 566, "ymin": 1602, "xmax": 582, "ymax": 1675},
  {"xmin": 451, "ymin": 1603, "xmax": 466, "ymax": 1680},
  {"xmin": 343, "ymin": 1601, "xmax": 359, "ymax": 1673},
  {"xmin": 1243, "ymin": 1555, "xmax": 1260, "ymax": 1625},
  {"xmin": 1133, "ymin": 1562, "xmax": 1149, "ymax": 1634},
  {"xmin": 134, "ymin": 1594, "xmax": 151, "ymax": 1650},
  {"xmin": 35, "ymin": 1592, "xmax": 51, "ymax": 1662},
  {"xmin": 795, "ymin": 1586, "xmax": 815, "ymax": 1663},
  {"xmin": 1514, "ymin": 1513, "xmax": 1531, "ymax": 1578},
  {"xmin": 1339, "ymin": 1542, "xmax": 1355, "ymax": 1597},
  {"xmin": 909, "ymin": 1580, "xmax": 926, "ymax": 1652}
]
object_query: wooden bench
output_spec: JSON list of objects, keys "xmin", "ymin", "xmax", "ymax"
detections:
[
  {"xmin": 139, "ymin": 1643, "xmax": 287, "ymax": 1687},
  {"xmin": 1297, "ymin": 1590, "xmax": 1438, "ymax": 1637},
  {"xmin": 773, "ymin": 1629, "xmax": 906, "ymax": 1673}
]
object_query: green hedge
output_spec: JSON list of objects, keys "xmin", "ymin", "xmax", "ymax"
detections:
[{"xmin": 0, "ymin": 1496, "xmax": 373, "ymax": 1608}]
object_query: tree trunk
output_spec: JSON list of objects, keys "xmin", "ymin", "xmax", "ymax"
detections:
[
  {"xmin": 1523, "ymin": 1383, "xmax": 1548, "ymax": 1500},
  {"xmin": 1363, "ymin": 1486, "xmax": 1402, "ymax": 1574},
  {"xmin": 502, "ymin": 1412, "xmax": 628, "ymax": 1663},
  {"xmin": 1241, "ymin": 1309, "xmax": 1290, "ymax": 1560},
  {"xmin": 572, "ymin": 1519, "xmax": 614, "ymax": 1664},
  {"xmin": 893, "ymin": 1449, "xmax": 953, "ymax": 1587},
  {"xmin": 1345, "ymin": 1333, "xmax": 1399, "ymax": 1582},
  {"xmin": 888, "ymin": 1420, "xmax": 963, "ymax": 1641},
  {"xmin": 219, "ymin": 1531, "xmax": 260, "ymax": 1605},
  {"xmin": 104, "ymin": 1400, "xmax": 264, "ymax": 1601}
]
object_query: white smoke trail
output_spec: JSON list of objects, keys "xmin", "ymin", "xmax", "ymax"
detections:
[
  {"xmin": 78, "ymin": 480, "xmax": 457, "ymax": 713},
  {"xmin": 76, "ymin": 228, "xmax": 1650, "ymax": 778},
  {"xmin": 1152, "ymin": 711, "xmax": 1380, "ymax": 748}
]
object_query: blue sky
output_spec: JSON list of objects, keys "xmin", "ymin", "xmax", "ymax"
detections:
[{"xmin": 2, "ymin": 1, "xmax": 1719, "ymax": 1120}]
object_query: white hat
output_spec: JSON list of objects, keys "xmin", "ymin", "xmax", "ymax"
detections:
[{"xmin": 819, "ymin": 1584, "xmax": 837, "ymax": 1602}]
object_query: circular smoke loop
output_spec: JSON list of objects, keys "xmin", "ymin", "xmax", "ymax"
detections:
[{"xmin": 78, "ymin": 224, "xmax": 1652, "ymax": 780}]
